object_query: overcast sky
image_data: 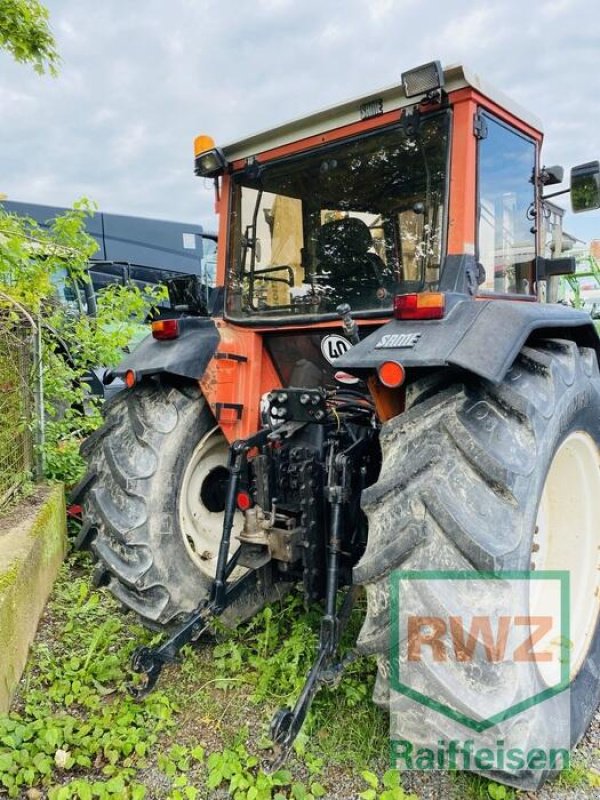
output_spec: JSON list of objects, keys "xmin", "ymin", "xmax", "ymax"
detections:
[{"xmin": 1, "ymin": 0, "xmax": 599, "ymax": 243}]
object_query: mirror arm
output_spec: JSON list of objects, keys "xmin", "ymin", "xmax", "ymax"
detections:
[{"xmin": 542, "ymin": 188, "xmax": 570, "ymax": 200}]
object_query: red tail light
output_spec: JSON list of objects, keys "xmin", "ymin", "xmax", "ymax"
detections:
[
  {"xmin": 152, "ymin": 319, "xmax": 180, "ymax": 340},
  {"xmin": 393, "ymin": 292, "xmax": 445, "ymax": 320}
]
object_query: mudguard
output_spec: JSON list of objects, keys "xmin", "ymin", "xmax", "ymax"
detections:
[
  {"xmin": 110, "ymin": 317, "xmax": 220, "ymax": 382},
  {"xmin": 337, "ymin": 295, "xmax": 600, "ymax": 384}
]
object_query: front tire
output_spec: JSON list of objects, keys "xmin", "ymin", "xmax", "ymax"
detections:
[{"xmin": 356, "ymin": 340, "xmax": 600, "ymax": 789}]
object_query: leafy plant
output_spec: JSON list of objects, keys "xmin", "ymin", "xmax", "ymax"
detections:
[
  {"xmin": 359, "ymin": 768, "xmax": 417, "ymax": 800},
  {"xmin": 486, "ymin": 781, "xmax": 509, "ymax": 800},
  {"xmin": 454, "ymin": 773, "xmax": 516, "ymax": 800},
  {"xmin": 212, "ymin": 597, "xmax": 320, "ymax": 705},
  {"xmin": 0, "ymin": 556, "xmax": 179, "ymax": 797},
  {"xmin": 0, "ymin": 0, "xmax": 60, "ymax": 75},
  {"xmin": 0, "ymin": 201, "xmax": 166, "ymax": 484},
  {"xmin": 206, "ymin": 740, "xmax": 293, "ymax": 800}
]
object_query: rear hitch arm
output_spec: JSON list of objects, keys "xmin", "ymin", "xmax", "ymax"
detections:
[
  {"xmin": 130, "ymin": 601, "xmax": 213, "ymax": 697},
  {"xmin": 130, "ymin": 428, "xmax": 273, "ymax": 697},
  {"xmin": 268, "ymin": 585, "xmax": 360, "ymax": 771},
  {"xmin": 268, "ymin": 442, "xmax": 361, "ymax": 769},
  {"xmin": 130, "ymin": 565, "xmax": 262, "ymax": 697}
]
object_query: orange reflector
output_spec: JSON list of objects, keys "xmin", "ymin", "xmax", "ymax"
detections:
[
  {"xmin": 394, "ymin": 292, "xmax": 445, "ymax": 320},
  {"xmin": 377, "ymin": 360, "xmax": 406, "ymax": 388},
  {"xmin": 152, "ymin": 319, "xmax": 180, "ymax": 340},
  {"xmin": 236, "ymin": 491, "xmax": 252, "ymax": 511},
  {"xmin": 124, "ymin": 369, "xmax": 136, "ymax": 389},
  {"xmin": 194, "ymin": 134, "xmax": 216, "ymax": 156}
]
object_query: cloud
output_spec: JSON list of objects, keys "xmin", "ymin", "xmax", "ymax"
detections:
[
  {"xmin": 540, "ymin": 0, "xmax": 577, "ymax": 19},
  {"xmin": 368, "ymin": 0, "xmax": 406, "ymax": 22},
  {"xmin": 110, "ymin": 123, "xmax": 149, "ymax": 167},
  {"xmin": 434, "ymin": 7, "xmax": 505, "ymax": 53}
]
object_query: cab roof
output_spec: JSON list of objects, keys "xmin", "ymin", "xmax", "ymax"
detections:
[{"xmin": 221, "ymin": 63, "xmax": 543, "ymax": 162}]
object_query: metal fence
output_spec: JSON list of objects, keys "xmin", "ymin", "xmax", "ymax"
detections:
[{"xmin": 0, "ymin": 313, "xmax": 35, "ymax": 507}]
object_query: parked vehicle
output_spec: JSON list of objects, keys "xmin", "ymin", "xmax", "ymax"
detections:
[
  {"xmin": 76, "ymin": 62, "xmax": 600, "ymax": 788},
  {"xmin": 3, "ymin": 201, "xmax": 217, "ymax": 396},
  {"xmin": 2, "ymin": 201, "xmax": 216, "ymax": 297}
]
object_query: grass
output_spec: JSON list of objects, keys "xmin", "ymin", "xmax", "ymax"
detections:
[
  {"xmin": 451, "ymin": 772, "xmax": 516, "ymax": 800},
  {"xmin": 2, "ymin": 549, "xmax": 596, "ymax": 799},
  {"xmin": 556, "ymin": 760, "xmax": 600, "ymax": 790},
  {"xmin": 0, "ymin": 552, "xmax": 411, "ymax": 799}
]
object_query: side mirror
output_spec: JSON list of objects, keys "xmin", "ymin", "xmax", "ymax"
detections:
[{"xmin": 571, "ymin": 161, "xmax": 600, "ymax": 213}]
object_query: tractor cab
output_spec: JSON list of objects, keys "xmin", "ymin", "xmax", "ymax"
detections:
[
  {"xmin": 191, "ymin": 62, "xmax": 600, "ymax": 439},
  {"xmin": 198, "ymin": 62, "xmax": 550, "ymax": 320}
]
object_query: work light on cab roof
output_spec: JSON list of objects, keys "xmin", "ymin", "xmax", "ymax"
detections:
[{"xmin": 400, "ymin": 59, "xmax": 444, "ymax": 99}]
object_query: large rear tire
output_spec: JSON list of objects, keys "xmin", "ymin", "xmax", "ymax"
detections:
[
  {"xmin": 355, "ymin": 340, "xmax": 600, "ymax": 789},
  {"xmin": 80, "ymin": 381, "xmax": 239, "ymax": 627}
]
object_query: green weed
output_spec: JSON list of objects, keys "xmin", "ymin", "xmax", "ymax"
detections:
[
  {"xmin": 0, "ymin": 555, "xmax": 394, "ymax": 798},
  {"xmin": 359, "ymin": 767, "xmax": 418, "ymax": 800},
  {"xmin": 452, "ymin": 773, "xmax": 515, "ymax": 800},
  {"xmin": 0, "ymin": 557, "xmax": 174, "ymax": 798}
]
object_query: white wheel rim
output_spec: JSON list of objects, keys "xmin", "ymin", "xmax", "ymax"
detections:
[
  {"xmin": 533, "ymin": 430, "xmax": 600, "ymax": 682},
  {"xmin": 178, "ymin": 426, "xmax": 242, "ymax": 578}
]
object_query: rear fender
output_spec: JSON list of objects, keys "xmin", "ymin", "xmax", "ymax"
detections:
[
  {"xmin": 337, "ymin": 296, "xmax": 600, "ymax": 384},
  {"xmin": 112, "ymin": 319, "xmax": 281, "ymax": 442},
  {"xmin": 112, "ymin": 317, "xmax": 220, "ymax": 381}
]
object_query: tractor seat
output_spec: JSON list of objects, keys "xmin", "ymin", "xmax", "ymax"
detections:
[{"xmin": 316, "ymin": 217, "xmax": 386, "ymax": 285}]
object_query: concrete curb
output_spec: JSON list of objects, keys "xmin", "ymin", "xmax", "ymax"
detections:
[{"xmin": 0, "ymin": 483, "xmax": 67, "ymax": 712}]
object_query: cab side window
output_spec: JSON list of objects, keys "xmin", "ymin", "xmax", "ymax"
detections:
[{"xmin": 477, "ymin": 113, "xmax": 536, "ymax": 295}]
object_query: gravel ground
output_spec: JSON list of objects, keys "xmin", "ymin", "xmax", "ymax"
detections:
[{"xmin": 399, "ymin": 710, "xmax": 600, "ymax": 800}]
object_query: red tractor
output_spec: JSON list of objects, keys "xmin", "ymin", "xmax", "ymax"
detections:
[{"xmin": 76, "ymin": 62, "xmax": 600, "ymax": 788}]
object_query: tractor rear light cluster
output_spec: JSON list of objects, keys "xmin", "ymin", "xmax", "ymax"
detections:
[
  {"xmin": 393, "ymin": 292, "xmax": 445, "ymax": 320},
  {"xmin": 152, "ymin": 319, "xmax": 180, "ymax": 340}
]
